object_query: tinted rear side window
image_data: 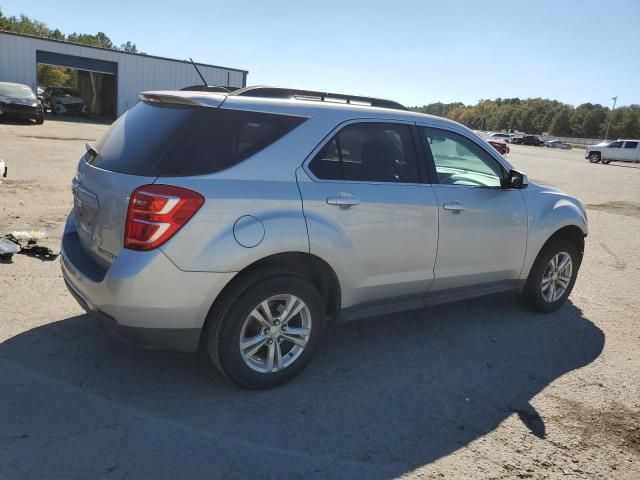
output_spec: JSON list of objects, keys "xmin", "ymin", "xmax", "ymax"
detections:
[
  {"xmin": 308, "ymin": 123, "xmax": 420, "ymax": 183},
  {"xmin": 87, "ymin": 102, "xmax": 306, "ymax": 176}
]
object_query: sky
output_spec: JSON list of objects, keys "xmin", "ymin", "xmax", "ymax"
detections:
[{"xmin": 2, "ymin": 0, "xmax": 639, "ymax": 107}]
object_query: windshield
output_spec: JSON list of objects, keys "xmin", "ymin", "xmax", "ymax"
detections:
[{"xmin": 0, "ymin": 84, "xmax": 36, "ymax": 100}]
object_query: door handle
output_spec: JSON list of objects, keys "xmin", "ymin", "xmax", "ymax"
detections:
[
  {"xmin": 327, "ymin": 194, "xmax": 360, "ymax": 207},
  {"xmin": 443, "ymin": 202, "xmax": 466, "ymax": 212}
]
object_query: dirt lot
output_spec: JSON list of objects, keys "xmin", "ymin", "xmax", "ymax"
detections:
[{"xmin": 1, "ymin": 119, "xmax": 638, "ymax": 479}]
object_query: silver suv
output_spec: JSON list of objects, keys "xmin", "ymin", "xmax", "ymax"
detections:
[{"xmin": 61, "ymin": 86, "xmax": 588, "ymax": 388}]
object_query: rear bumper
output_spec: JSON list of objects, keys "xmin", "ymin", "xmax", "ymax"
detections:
[
  {"xmin": 63, "ymin": 278, "xmax": 201, "ymax": 351},
  {"xmin": 60, "ymin": 214, "xmax": 236, "ymax": 352}
]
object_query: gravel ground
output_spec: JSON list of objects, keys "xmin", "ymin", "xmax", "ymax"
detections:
[{"xmin": 0, "ymin": 118, "xmax": 638, "ymax": 479}]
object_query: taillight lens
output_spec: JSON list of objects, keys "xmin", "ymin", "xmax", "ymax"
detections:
[{"xmin": 124, "ymin": 184, "xmax": 204, "ymax": 251}]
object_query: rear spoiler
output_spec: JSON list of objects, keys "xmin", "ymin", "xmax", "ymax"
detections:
[{"xmin": 138, "ymin": 91, "xmax": 226, "ymax": 108}]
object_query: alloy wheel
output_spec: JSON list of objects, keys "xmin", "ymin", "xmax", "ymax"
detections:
[
  {"xmin": 541, "ymin": 252, "xmax": 573, "ymax": 303},
  {"xmin": 239, "ymin": 294, "xmax": 312, "ymax": 373}
]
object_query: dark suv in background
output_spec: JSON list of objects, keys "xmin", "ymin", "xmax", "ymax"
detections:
[{"xmin": 512, "ymin": 135, "xmax": 544, "ymax": 146}]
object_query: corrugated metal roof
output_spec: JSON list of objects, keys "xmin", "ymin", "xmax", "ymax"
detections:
[{"xmin": 0, "ymin": 30, "xmax": 249, "ymax": 74}]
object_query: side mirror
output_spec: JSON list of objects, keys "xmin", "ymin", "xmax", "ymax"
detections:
[{"xmin": 502, "ymin": 169, "xmax": 528, "ymax": 189}]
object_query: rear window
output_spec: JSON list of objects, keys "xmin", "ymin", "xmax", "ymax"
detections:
[{"xmin": 87, "ymin": 102, "xmax": 306, "ymax": 176}]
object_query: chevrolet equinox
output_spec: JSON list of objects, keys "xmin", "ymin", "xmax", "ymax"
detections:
[{"xmin": 61, "ymin": 86, "xmax": 588, "ymax": 388}]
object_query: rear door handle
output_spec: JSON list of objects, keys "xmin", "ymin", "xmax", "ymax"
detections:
[
  {"xmin": 443, "ymin": 202, "xmax": 466, "ymax": 212},
  {"xmin": 327, "ymin": 194, "xmax": 360, "ymax": 207}
]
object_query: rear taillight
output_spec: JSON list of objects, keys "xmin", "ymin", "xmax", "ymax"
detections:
[{"xmin": 124, "ymin": 184, "xmax": 204, "ymax": 251}]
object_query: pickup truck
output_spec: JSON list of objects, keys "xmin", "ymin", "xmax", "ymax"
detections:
[{"xmin": 586, "ymin": 139, "xmax": 640, "ymax": 164}]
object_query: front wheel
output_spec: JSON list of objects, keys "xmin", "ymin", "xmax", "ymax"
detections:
[
  {"xmin": 35, "ymin": 107, "xmax": 44, "ymax": 125},
  {"xmin": 520, "ymin": 239, "xmax": 579, "ymax": 313},
  {"xmin": 204, "ymin": 270, "xmax": 325, "ymax": 389},
  {"xmin": 588, "ymin": 152, "xmax": 601, "ymax": 163}
]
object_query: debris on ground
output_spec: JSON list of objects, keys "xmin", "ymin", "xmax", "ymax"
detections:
[
  {"xmin": 0, "ymin": 231, "xmax": 60, "ymax": 262},
  {"xmin": 0, "ymin": 237, "xmax": 21, "ymax": 257}
]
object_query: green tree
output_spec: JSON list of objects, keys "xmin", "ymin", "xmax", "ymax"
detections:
[
  {"xmin": 120, "ymin": 41, "xmax": 138, "ymax": 53},
  {"xmin": 549, "ymin": 109, "xmax": 572, "ymax": 136},
  {"xmin": 0, "ymin": 8, "xmax": 141, "ymax": 52},
  {"xmin": 582, "ymin": 109, "xmax": 607, "ymax": 137},
  {"xmin": 36, "ymin": 64, "xmax": 72, "ymax": 87}
]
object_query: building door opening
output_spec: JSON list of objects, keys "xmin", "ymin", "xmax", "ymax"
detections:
[{"xmin": 36, "ymin": 50, "xmax": 117, "ymax": 121}]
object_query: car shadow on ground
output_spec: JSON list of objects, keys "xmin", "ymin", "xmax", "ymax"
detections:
[
  {"xmin": 597, "ymin": 162, "xmax": 640, "ymax": 169},
  {"xmin": 42, "ymin": 113, "xmax": 112, "ymax": 125},
  {"xmin": 0, "ymin": 295, "xmax": 604, "ymax": 479}
]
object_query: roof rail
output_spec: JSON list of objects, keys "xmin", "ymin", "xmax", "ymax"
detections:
[{"xmin": 230, "ymin": 86, "xmax": 406, "ymax": 111}]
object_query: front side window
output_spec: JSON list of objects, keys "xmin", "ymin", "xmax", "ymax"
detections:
[
  {"xmin": 308, "ymin": 123, "xmax": 419, "ymax": 183},
  {"xmin": 421, "ymin": 127, "xmax": 504, "ymax": 187},
  {"xmin": 608, "ymin": 141, "xmax": 623, "ymax": 148},
  {"xmin": 624, "ymin": 141, "xmax": 638, "ymax": 149}
]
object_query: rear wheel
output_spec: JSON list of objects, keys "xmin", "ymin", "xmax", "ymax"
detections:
[
  {"xmin": 520, "ymin": 239, "xmax": 579, "ymax": 313},
  {"xmin": 204, "ymin": 269, "xmax": 325, "ymax": 389},
  {"xmin": 588, "ymin": 152, "xmax": 601, "ymax": 163}
]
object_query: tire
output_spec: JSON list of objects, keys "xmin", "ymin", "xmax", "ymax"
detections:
[
  {"xmin": 520, "ymin": 239, "xmax": 580, "ymax": 313},
  {"xmin": 588, "ymin": 152, "xmax": 601, "ymax": 163},
  {"xmin": 204, "ymin": 269, "xmax": 325, "ymax": 389},
  {"xmin": 35, "ymin": 108, "xmax": 44, "ymax": 125}
]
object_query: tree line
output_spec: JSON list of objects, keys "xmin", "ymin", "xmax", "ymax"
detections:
[
  {"xmin": 411, "ymin": 98, "xmax": 640, "ymax": 139},
  {"xmin": 0, "ymin": 8, "xmax": 140, "ymax": 53}
]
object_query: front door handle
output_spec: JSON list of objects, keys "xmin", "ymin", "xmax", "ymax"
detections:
[
  {"xmin": 443, "ymin": 202, "xmax": 466, "ymax": 212},
  {"xmin": 327, "ymin": 194, "xmax": 360, "ymax": 207}
]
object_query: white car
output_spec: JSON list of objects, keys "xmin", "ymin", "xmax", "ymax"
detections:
[
  {"xmin": 586, "ymin": 139, "xmax": 640, "ymax": 164},
  {"xmin": 545, "ymin": 140, "xmax": 572, "ymax": 150},
  {"xmin": 489, "ymin": 132, "xmax": 513, "ymax": 143},
  {"xmin": 45, "ymin": 87, "xmax": 89, "ymax": 116}
]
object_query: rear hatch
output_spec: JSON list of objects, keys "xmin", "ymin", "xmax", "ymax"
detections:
[
  {"xmin": 72, "ymin": 93, "xmax": 226, "ymax": 267},
  {"xmin": 71, "ymin": 92, "xmax": 306, "ymax": 268}
]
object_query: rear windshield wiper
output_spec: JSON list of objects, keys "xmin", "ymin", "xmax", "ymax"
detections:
[{"xmin": 85, "ymin": 143, "xmax": 99, "ymax": 157}]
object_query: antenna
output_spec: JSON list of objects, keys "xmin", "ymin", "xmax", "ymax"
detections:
[{"xmin": 189, "ymin": 58, "xmax": 208, "ymax": 87}]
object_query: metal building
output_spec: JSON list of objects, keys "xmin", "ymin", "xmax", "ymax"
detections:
[{"xmin": 0, "ymin": 31, "xmax": 248, "ymax": 118}]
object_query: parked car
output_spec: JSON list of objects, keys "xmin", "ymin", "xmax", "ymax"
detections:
[
  {"xmin": 487, "ymin": 138, "xmax": 510, "ymax": 155},
  {"xmin": 489, "ymin": 132, "xmax": 513, "ymax": 143},
  {"xmin": 61, "ymin": 86, "xmax": 588, "ymax": 388},
  {"xmin": 0, "ymin": 82, "xmax": 44, "ymax": 124},
  {"xmin": 586, "ymin": 139, "xmax": 640, "ymax": 164},
  {"xmin": 44, "ymin": 86, "xmax": 89, "ymax": 116},
  {"xmin": 545, "ymin": 140, "xmax": 572, "ymax": 150},
  {"xmin": 512, "ymin": 135, "xmax": 545, "ymax": 146}
]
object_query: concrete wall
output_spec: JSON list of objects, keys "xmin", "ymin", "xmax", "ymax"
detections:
[{"xmin": 0, "ymin": 32, "xmax": 248, "ymax": 116}]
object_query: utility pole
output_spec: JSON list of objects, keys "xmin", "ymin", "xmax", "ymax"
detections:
[{"xmin": 604, "ymin": 96, "xmax": 618, "ymax": 140}]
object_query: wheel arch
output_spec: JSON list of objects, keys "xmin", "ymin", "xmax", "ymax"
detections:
[
  {"xmin": 242, "ymin": 252, "xmax": 342, "ymax": 319},
  {"xmin": 539, "ymin": 225, "xmax": 585, "ymax": 260},
  {"xmin": 202, "ymin": 251, "xmax": 341, "ymax": 340},
  {"xmin": 521, "ymin": 223, "xmax": 586, "ymax": 285}
]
